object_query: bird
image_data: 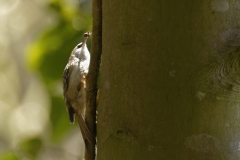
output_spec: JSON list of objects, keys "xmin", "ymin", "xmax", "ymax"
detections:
[{"xmin": 63, "ymin": 32, "xmax": 92, "ymax": 147}]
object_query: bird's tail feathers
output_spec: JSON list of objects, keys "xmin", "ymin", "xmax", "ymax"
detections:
[{"xmin": 77, "ymin": 113, "xmax": 93, "ymax": 150}]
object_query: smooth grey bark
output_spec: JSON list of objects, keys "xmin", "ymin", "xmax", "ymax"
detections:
[{"xmin": 97, "ymin": 0, "xmax": 240, "ymax": 159}]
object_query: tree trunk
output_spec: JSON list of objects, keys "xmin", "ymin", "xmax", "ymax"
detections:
[{"xmin": 97, "ymin": 0, "xmax": 240, "ymax": 159}]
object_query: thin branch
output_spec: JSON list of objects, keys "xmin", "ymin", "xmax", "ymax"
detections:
[{"xmin": 85, "ymin": 0, "xmax": 102, "ymax": 159}]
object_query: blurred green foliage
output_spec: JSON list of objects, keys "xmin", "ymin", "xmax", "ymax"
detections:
[
  {"xmin": 26, "ymin": 0, "xmax": 92, "ymax": 143},
  {"xmin": 0, "ymin": 152, "xmax": 19, "ymax": 160},
  {"xmin": 18, "ymin": 137, "xmax": 42, "ymax": 159}
]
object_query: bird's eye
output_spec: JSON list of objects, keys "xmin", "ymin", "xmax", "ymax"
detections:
[{"xmin": 77, "ymin": 44, "xmax": 82, "ymax": 49}]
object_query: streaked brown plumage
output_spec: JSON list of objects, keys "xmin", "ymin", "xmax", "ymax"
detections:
[{"xmin": 63, "ymin": 32, "xmax": 91, "ymax": 147}]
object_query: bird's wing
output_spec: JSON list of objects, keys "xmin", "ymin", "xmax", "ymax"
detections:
[
  {"xmin": 63, "ymin": 62, "xmax": 71, "ymax": 96},
  {"xmin": 63, "ymin": 60, "xmax": 76, "ymax": 123}
]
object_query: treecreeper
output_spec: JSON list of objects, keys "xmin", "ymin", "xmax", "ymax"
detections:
[{"xmin": 62, "ymin": 32, "xmax": 92, "ymax": 149}]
